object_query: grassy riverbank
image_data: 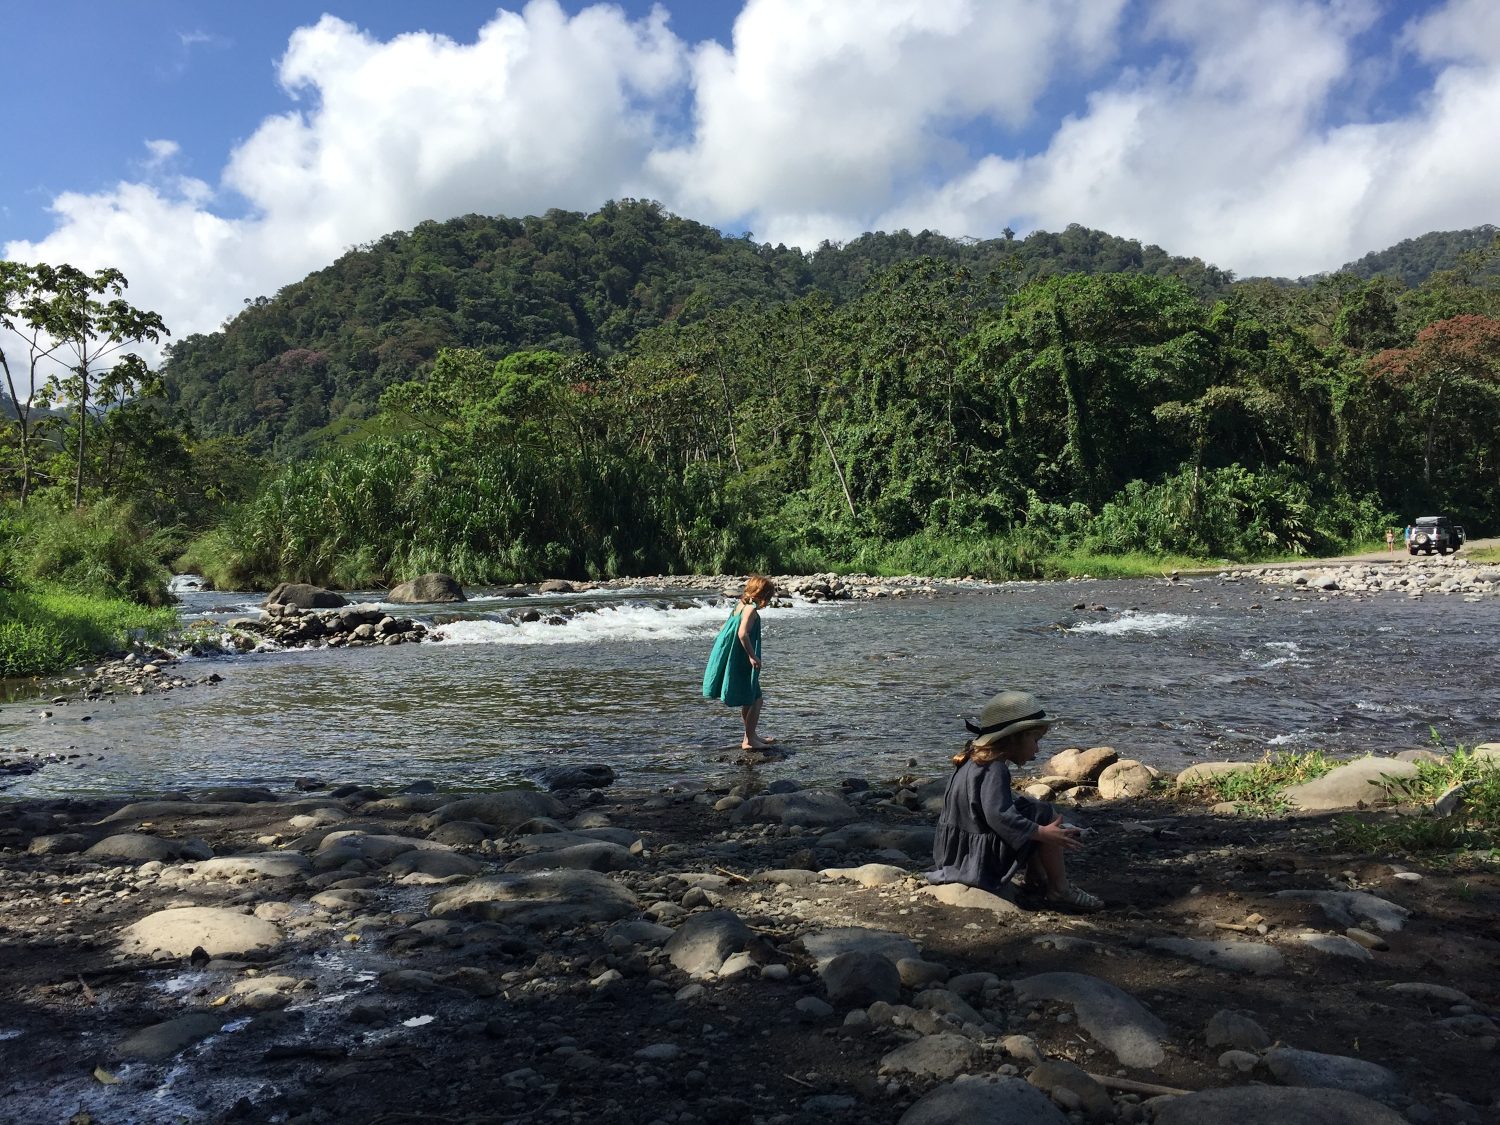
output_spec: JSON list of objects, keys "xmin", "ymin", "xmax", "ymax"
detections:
[{"xmin": 0, "ymin": 585, "xmax": 177, "ymax": 678}]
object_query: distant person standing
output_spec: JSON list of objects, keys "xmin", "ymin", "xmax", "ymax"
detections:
[
  {"xmin": 1386, "ymin": 528, "xmax": 1396, "ymax": 552},
  {"xmin": 1404, "ymin": 523, "xmax": 1414, "ymax": 549}
]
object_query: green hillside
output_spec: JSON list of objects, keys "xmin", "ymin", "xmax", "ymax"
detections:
[
  {"xmin": 161, "ymin": 200, "xmax": 1232, "ymax": 453},
  {"xmin": 1340, "ymin": 225, "xmax": 1499, "ymax": 287}
]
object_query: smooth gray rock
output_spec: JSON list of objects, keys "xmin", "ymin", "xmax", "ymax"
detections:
[
  {"xmin": 27, "ymin": 833, "xmax": 89, "ymax": 855},
  {"xmin": 1012, "ymin": 972, "xmax": 1167, "ymax": 1068},
  {"xmin": 503, "ymin": 842, "xmax": 637, "ymax": 873},
  {"xmin": 1205, "ymin": 1009, "xmax": 1271, "ymax": 1051},
  {"xmin": 85, "ymin": 833, "xmax": 181, "ymax": 862},
  {"xmin": 663, "ymin": 910, "xmax": 753, "ymax": 977},
  {"xmin": 817, "ymin": 822, "xmax": 935, "ymax": 854},
  {"xmin": 819, "ymin": 862, "xmax": 909, "ymax": 886},
  {"xmin": 1297, "ymin": 932, "xmax": 1373, "ymax": 960},
  {"xmin": 1148, "ymin": 936, "xmax": 1285, "ymax": 974},
  {"xmin": 801, "ymin": 927, "xmax": 919, "ymax": 971},
  {"xmin": 878, "ymin": 1032, "xmax": 979, "ymax": 1079},
  {"xmin": 540, "ymin": 764, "xmax": 615, "ymax": 791},
  {"xmin": 1281, "ymin": 757, "xmax": 1419, "ymax": 811},
  {"xmin": 822, "ymin": 951, "xmax": 902, "ymax": 1008},
  {"xmin": 115, "ymin": 1013, "xmax": 225, "ymax": 1061},
  {"xmin": 1262, "ymin": 1046, "xmax": 1402, "ymax": 1094},
  {"xmin": 183, "ymin": 853, "xmax": 312, "ymax": 880},
  {"xmin": 912, "ymin": 988, "xmax": 985, "ymax": 1028},
  {"xmin": 732, "ymin": 789, "xmax": 858, "ymax": 827},
  {"xmin": 920, "ymin": 882, "xmax": 1019, "ymax": 914},
  {"xmin": 316, "ymin": 831, "xmax": 447, "ymax": 864},
  {"xmin": 424, "ymin": 790, "xmax": 566, "ymax": 829},
  {"xmin": 1153, "ymin": 1086, "xmax": 1408, "ymax": 1124},
  {"xmin": 898, "ymin": 1077, "xmax": 1069, "ymax": 1125},
  {"xmin": 1027, "ymin": 1058, "xmax": 1113, "ymax": 1118},
  {"xmin": 387, "ymin": 573, "xmax": 465, "ymax": 603},
  {"xmin": 1273, "ymin": 889, "xmax": 1410, "ymax": 933},
  {"xmin": 120, "ymin": 907, "xmax": 282, "ymax": 958},
  {"xmin": 428, "ymin": 869, "xmax": 637, "ymax": 929},
  {"xmin": 199, "ymin": 786, "xmax": 278, "ymax": 803},
  {"xmin": 604, "ymin": 918, "xmax": 674, "ymax": 950},
  {"xmin": 98, "ymin": 801, "xmax": 248, "ymax": 823},
  {"xmin": 264, "ymin": 582, "xmax": 347, "ymax": 609},
  {"xmin": 384, "ymin": 850, "xmax": 484, "ymax": 881}
]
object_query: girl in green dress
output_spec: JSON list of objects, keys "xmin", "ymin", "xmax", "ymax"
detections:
[{"xmin": 702, "ymin": 575, "xmax": 776, "ymax": 748}]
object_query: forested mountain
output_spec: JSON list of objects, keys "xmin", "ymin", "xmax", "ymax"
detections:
[
  {"xmin": 161, "ymin": 200, "xmax": 1232, "ymax": 452},
  {"xmin": 1340, "ymin": 225, "xmax": 1499, "ymax": 287}
]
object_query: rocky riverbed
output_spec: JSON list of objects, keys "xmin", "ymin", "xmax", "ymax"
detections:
[
  {"xmin": 1235, "ymin": 556, "xmax": 1500, "ymax": 600},
  {"xmin": 1, "ymin": 749, "xmax": 1496, "ymax": 1124}
]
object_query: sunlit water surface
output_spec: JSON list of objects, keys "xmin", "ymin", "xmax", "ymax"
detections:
[{"xmin": 3, "ymin": 576, "xmax": 1497, "ymax": 798}]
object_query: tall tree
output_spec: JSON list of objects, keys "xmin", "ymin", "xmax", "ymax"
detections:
[{"xmin": 26, "ymin": 265, "xmax": 168, "ymax": 507}]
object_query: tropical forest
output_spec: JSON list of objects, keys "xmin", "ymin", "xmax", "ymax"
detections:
[{"xmin": 3, "ymin": 201, "xmax": 1500, "ymax": 673}]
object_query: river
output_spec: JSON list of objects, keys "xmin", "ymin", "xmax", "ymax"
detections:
[{"xmin": 2, "ymin": 574, "xmax": 1496, "ymax": 799}]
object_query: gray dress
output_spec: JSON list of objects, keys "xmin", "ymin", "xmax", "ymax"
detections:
[{"xmin": 928, "ymin": 758, "xmax": 1055, "ymax": 894}]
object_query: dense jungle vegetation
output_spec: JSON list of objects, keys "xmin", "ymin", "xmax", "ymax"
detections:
[{"xmin": 4, "ymin": 202, "xmax": 1500, "ymax": 659}]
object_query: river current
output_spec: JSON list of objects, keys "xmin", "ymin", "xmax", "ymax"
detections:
[{"xmin": 2, "ymin": 574, "xmax": 1497, "ymax": 799}]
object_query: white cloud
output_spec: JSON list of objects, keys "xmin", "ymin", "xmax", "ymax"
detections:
[
  {"xmin": 873, "ymin": 0, "xmax": 1500, "ymax": 277},
  {"xmin": 5, "ymin": 0, "xmax": 1500, "ymax": 369},
  {"xmin": 144, "ymin": 139, "xmax": 180, "ymax": 167},
  {"xmin": 6, "ymin": 0, "xmax": 688, "ymax": 353},
  {"xmin": 647, "ymin": 0, "xmax": 1129, "ymax": 246}
]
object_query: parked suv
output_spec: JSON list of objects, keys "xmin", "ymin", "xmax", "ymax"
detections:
[{"xmin": 1409, "ymin": 515, "xmax": 1465, "ymax": 555}]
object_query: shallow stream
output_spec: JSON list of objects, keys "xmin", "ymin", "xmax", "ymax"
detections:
[{"xmin": 3, "ymin": 574, "xmax": 1496, "ymax": 798}]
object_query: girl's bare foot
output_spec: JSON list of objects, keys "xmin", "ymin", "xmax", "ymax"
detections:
[{"xmin": 742, "ymin": 735, "xmax": 775, "ymax": 749}]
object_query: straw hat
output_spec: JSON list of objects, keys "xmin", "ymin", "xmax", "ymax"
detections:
[{"xmin": 965, "ymin": 690, "xmax": 1055, "ymax": 747}]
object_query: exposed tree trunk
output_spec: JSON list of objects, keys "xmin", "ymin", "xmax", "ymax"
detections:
[
  {"xmin": 74, "ymin": 367, "xmax": 88, "ymax": 509},
  {"xmin": 813, "ymin": 413, "xmax": 856, "ymax": 519},
  {"xmin": 713, "ymin": 356, "xmax": 742, "ymax": 473}
]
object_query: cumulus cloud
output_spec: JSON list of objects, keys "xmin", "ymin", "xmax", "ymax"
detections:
[
  {"xmin": 5, "ymin": 0, "xmax": 1500, "ymax": 365},
  {"xmin": 648, "ymin": 0, "xmax": 1128, "ymax": 246},
  {"xmin": 6, "ymin": 0, "xmax": 688, "ymax": 352},
  {"xmin": 873, "ymin": 0, "xmax": 1500, "ymax": 277}
]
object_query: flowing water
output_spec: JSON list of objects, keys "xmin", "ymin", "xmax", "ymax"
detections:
[{"xmin": 3, "ymin": 574, "xmax": 1497, "ymax": 799}]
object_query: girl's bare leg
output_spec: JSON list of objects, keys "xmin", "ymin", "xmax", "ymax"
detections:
[
  {"xmin": 741, "ymin": 698, "xmax": 771, "ymax": 749},
  {"xmin": 1035, "ymin": 840, "xmax": 1070, "ymax": 893}
]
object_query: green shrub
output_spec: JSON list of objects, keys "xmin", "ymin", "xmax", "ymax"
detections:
[
  {"xmin": 1176, "ymin": 750, "xmax": 1338, "ymax": 815},
  {"xmin": 0, "ymin": 586, "xmax": 177, "ymax": 677},
  {"xmin": 1331, "ymin": 748, "xmax": 1500, "ymax": 859},
  {"xmin": 9, "ymin": 500, "xmax": 171, "ymax": 605}
]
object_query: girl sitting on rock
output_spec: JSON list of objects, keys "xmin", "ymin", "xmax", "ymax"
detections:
[{"xmin": 928, "ymin": 689, "xmax": 1102, "ymax": 911}]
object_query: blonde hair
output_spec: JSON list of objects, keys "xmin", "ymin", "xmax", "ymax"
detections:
[
  {"xmin": 741, "ymin": 575, "xmax": 774, "ymax": 606},
  {"xmin": 951, "ymin": 732, "xmax": 1021, "ymax": 767}
]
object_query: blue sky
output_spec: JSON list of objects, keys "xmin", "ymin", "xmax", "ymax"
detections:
[{"xmin": 4, "ymin": 0, "xmax": 1498, "ymax": 349}]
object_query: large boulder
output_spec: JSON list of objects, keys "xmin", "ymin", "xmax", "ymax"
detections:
[
  {"xmin": 263, "ymin": 582, "xmax": 347, "ymax": 610},
  {"xmin": 84, "ymin": 834, "xmax": 185, "ymax": 863},
  {"xmin": 1281, "ymin": 757, "xmax": 1419, "ymax": 811},
  {"xmin": 1096, "ymin": 759, "xmax": 1157, "ymax": 799},
  {"xmin": 387, "ymin": 573, "xmax": 465, "ymax": 603},
  {"xmin": 120, "ymin": 907, "xmax": 282, "ymax": 958},
  {"xmin": 878, "ymin": 1032, "xmax": 979, "ymax": 1079},
  {"xmin": 1152, "ymin": 1087, "xmax": 1407, "ymax": 1125},
  {"xmin": 663, "ymin": 910, "xmax": 754, "ymax": 977},
  {"xmin": 1011, "ymin": 972, "xmax": 1167, "ymax": 1068},
  {"xmin": 822, "ymin": 951, "xmax": 902, "ymax": 1007},
  {"xmin": 898, "ymin": 1077, "xmax": 1069, "ymax": 1125},
  {"xmin": 1042, "ymin": 746, "xmax": 1118, "ymax": 783},
  {"xmin": 732, "ymin": 790, "xmax": 858, "ymax": 828},
  {"xmin": 424, "ymin": 790, "xmax": 567, "ymax": 829},
  {"xmin": 540, "ymin": 764, "xmax": 616, "ymax": 791},
  {"xmin": 801, "ymin": 927, "xmax": 919, "ymax": 971},
  {"xmin": 1262, "ymin": 1047, "xmax": 1402, "ymax": 1094},
  {"xmin": 428, "ymin": 869, "xmax": 636, "ymax": 929}
]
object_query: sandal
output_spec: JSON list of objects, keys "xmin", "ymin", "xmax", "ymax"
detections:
[{"xmin": 1048, "ymin": 885, "xmax": 1104, "ymax": 911}]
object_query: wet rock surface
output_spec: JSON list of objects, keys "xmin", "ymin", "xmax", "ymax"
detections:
[{"xmin": 1, "ymin": 767, "xmax": 1496, "ymax": 1124}]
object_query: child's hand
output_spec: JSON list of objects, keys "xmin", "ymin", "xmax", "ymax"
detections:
[{"xmin": 1035, "ymin": 818, "xmax": 1084, "ymax": 850}]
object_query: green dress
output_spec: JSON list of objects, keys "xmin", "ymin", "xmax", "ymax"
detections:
[{"xmin": 702, "ymin": 607, "xmax": 761, "ymax": 707}]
